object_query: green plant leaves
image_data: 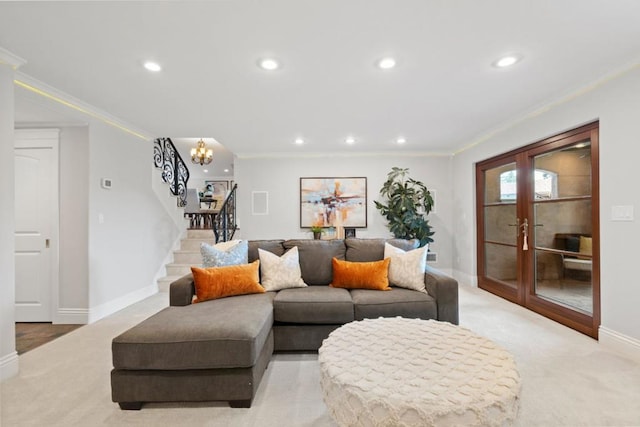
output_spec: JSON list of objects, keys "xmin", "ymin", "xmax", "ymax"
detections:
[{"xmin": 375, "ymin": 167, "xmax": 434, "ymax": 247}]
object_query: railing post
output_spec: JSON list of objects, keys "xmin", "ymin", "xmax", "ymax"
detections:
[{"xmin": 173, "ymin": 146, "xmax": 179, "ymax": 198}]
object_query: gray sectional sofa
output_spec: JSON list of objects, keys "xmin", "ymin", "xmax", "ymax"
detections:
[{"xmin": 111, "ymin": 238, "xmax": 459, "ymax": 410}]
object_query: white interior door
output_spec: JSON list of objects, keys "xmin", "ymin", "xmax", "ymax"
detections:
[{"xmin": 14, "ymin": 129, "xmax": 59, "ymax": 322}]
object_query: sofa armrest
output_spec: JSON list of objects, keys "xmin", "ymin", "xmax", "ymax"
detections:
[
  {"xmin": 169, "ymin": 274, "xmax": 195, "ymax": 306},
  {"xmin": 424, "ymin": 266, "xmax": 459, "ymax": 325}
]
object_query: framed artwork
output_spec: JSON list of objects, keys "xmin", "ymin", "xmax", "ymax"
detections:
[
  {"xmin": 300, "ymin": 177, "xmax": 367, "ymax": 228},
  {"xmin": 204, "ymin": 180, "xmax": 229, "ymax": 196},
  {"xmin": 344, "ymin": 228, "xmax": 356, "ymax": 238}
]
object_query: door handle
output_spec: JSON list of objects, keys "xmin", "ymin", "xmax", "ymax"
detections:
[
  {"xmin": 507, "ymin": 218, "xmax": 520, "ymax": 236},
  {"xmin": 45, "ymin": 239, "xmax": 50, "ymax": 249},
  {"xmin": 521, "ymin": 219, "xmax": 529, "ymax": 251}
]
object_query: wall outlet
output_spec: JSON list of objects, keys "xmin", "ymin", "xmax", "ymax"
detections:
[{"xmin": 426, "ymin": 252, "xmax": 437, "ymax": 263}]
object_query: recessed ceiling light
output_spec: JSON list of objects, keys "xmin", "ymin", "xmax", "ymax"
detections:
[
  {"xmin": 258, "ymin": 58, "xmax": 280, "ymax": 70},
  {"xmin": 224, "ymin": 168, "xmax": 229, "ymax": 173},
  {"xmin": 492, "ymin": 54, "xmax": 523, "ymax": 68},
  {"xmin": 295, "ymin": 138, "xmax": 304, "ymax": 145},
  {"xmin": 377, "ymin": 57, "xmax": 396, "ymax": 70},
  {"xmin": 203, "ymin": 169, "xmax": 208, "ymax": 173},
  {"xmin": 143, "ymin": 61, "xmax": 162, "ymax": 72},
  {"xmin": 345, "ymin": 137, "xmax": 356, "ymax": 144},
  {"xmin": 396, "ymin": 137, "xmax": 406, "ymax": 145}
]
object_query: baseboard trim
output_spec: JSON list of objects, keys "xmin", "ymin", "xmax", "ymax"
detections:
[
  {"xmin": 152, "ymin": 232, "xmax": 184, "ymax": 290},
  {"xmin": 0, "ymin": 351, "xmax": 19, "ymax": 382},
  {"xmin": 599, "ymin": 326, "xmax": 640, "ymax": 362},
  {"xmin": 54, "ymin": 308, "xmax": 89, "ymax": 325},
  {"xmin": 88, "ymin": 284, "xmax": 157, "ymax": 324}
]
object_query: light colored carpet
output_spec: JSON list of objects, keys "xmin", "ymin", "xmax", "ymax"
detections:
[{"xmin": 1, "ymin": 285, "xmax": 639, "ymax": 427}]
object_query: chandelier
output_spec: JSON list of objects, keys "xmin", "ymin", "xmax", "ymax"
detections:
[{"xmin": 190, "ymin": 139, "xmax": 213, "ymax": 165}]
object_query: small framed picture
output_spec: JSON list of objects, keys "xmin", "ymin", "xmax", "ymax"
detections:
[
  {"xmin": 204, "ymin": 180, "xmax": 229, "ymax": 196},
  {"xmin": 344, "ymin": 228, "xmax": 356, "ymax": 238}
]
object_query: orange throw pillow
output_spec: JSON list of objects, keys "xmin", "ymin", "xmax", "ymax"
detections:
[
  {"xmin": 330, "ymin": 257, "xmax": 391, "ymax": 291},
  {"xmin": 191, "ymin": 260, "xmax": 264, "ymax": 303}
]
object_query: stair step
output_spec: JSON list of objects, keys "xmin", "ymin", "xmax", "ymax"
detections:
[
  {"xmin": 157, "ymin": 229, "xmax": 220, "ymax": 291},
  {"xmin": 157, "ymin": 275, "xmax": 184, "ymax": 292},
  {"xmin": 180, "ymin": 238, "xmax": 214, "ymax": 251},
  {"xmin": 166, "ymin": 263, "xmax": 197, "ymax": 276},
  {"xmin": 186, "ymin": 229, "xmax": 216, "ymax": 239},
  {"xmin": 173, "ymin": 250, "xmax": 202, "ymax": 264}
]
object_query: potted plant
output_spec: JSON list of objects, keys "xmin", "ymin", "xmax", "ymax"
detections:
[
  {"xmin": 374, "ymin": 167, "xmax": 434, "ymax": 247},
  {"xmin": 310, "ymin": 225, "xmax": 324, "ymax": 240}
]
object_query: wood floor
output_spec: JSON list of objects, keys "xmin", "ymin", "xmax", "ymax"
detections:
[{"xmin": 15, "ymin": 323, "xmax": 83, "ymax": 355}]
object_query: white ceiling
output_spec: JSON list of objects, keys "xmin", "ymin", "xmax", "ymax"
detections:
[{"xmin": 2, "ymin": 1, "xmax": 640, "ymax": 158}]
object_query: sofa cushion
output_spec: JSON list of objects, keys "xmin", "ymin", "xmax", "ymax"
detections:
[
  {"xmin": 384, "ymin": 243, "xmax": 428, "ymax": 292},
  {"xmin": 283, "ymin": 239, "xmax": 346, "ymax": 285},
  {"xmin": 273, "ymin": 287, "xmax": 353, "ymax": 324},
  {"xmin": 112, "ymin": 293, "xmax": 275, "ymax": 370},
  {"xmin": 345, "ymin": 238, "xmax": 419, "ymax": 262},
  {"xmin": 248, "ymin": 240, "xmax": 286, "ymax": 263},
  {"xmin": 350, "ymin": 288, "xmax": 437, "ymax": 320},
  {"xmin": 259, "ymin": 247, "xmax": 308, "ymax": 291},
  {"xmin": 191, "ymin": 261, "xmax": 264, "ymax": 303},
  {"xmin": 201, "ymin": 240, "xmax": 248, "ymax": 267},
  {"xmin": 330, "ymin": 257, "xmax": 391, "ymax": 291}
]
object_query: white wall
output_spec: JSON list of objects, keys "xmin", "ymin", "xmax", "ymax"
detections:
[
  {"xmin": 0, "ymin": 62, "xmax": 18, "ymax": 380},
  {"xmin": 57, "ymin": 126, "xmax": 90, "ymax": 322},
  {"xmin": 88, "ymin": 121, "xmax": 181, "ymax": 320},
  {"xmin": 235, "ymin": 154, "xmax": 454, "ymax": 272},
  {"xmin": 11, "ymin": 76, "xmax": 183, "ymax": 325},
  {"xmin": 452, "ymin": 65, "xmax": 640, "ymax": 349}
]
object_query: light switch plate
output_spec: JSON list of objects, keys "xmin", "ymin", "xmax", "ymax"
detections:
[{"xmin": 611, "ymin": 205, "xmax": 634, "ymax": 221}]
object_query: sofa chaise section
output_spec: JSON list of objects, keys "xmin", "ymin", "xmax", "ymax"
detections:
[{"xmin": 111, "ymin": 292, "xmax": 275, "ymax": 409}]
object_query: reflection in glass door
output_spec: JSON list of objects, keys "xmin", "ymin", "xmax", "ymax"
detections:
[
  {"xmin": 479, "ymin": 161, "xmax": 521, "ymax": 296},
  {"xmin": 476, "ymin": 122, "xmax": 600, "ymax": 338},
  {"xmin": 532, "ymin": 143, "xmax": 593, "ymax": 315}
]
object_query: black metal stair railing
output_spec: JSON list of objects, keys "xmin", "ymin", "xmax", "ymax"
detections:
[
  {"xmin": 153, "ymin": 137, "xmax": 190, "ymax": 207},
  {"xmin": 213, "ymin": 183, "xmax": 238, "ymax": 243}
]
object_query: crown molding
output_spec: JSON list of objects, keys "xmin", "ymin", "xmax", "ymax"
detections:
[
  {"xmin": 453, "ymin": 60, "xmax": 640, "ymax": 156},
  {"xmin": 14, "ymin": 72, "xmax": 153, "ymax": 141},
  {"xmin": 0, "ymin": 46, "xmax": 26, "ymax": 69},
  {"xmin": 235, "ymin": 150, "xmax": 453, "ymax": 159}
]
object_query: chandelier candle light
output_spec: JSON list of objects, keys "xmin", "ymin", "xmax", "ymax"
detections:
[{"xmin": 191, "ymin": 139, "xmax": 213, "ymax": 165}]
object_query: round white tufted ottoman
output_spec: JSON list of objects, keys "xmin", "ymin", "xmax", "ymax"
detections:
[{"xmin": 318, "ymin": 318, "xmax": 521, "ymax": 427}]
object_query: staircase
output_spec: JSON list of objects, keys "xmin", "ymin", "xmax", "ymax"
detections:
[
  {"xmin": 153, "ymin": 137, "xmax": 239, "ymax": 292},
  {"xmin": 157, "ymin": 229, "xmax": 216, "ymax": 292}
]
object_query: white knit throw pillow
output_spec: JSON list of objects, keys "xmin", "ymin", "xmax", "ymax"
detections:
[{"xmin": 384, "ymin": 242, "xmax": 428, "ymax": 292}]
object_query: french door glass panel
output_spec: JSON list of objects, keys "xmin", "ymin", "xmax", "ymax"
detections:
[
  {"xmin": 532, "ymin": 142, "xmax": 593, "ymax": 314},
  {"xmin": 482, "ymin": 162, "xmax": 518, "ymax": 289}
]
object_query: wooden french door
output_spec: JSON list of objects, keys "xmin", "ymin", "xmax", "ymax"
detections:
[{"xmin": 476, "ymin": 122, "xmax": 600, "ymax": 338}]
